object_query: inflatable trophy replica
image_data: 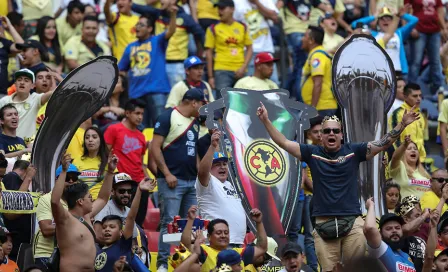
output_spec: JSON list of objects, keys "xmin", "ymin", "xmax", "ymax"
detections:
[
  {"xmin": 32, "ymin": 56, "xmax": 118, "ymax": 193},
  {"xmin": 200, "ymin": 88, "xmax": 318, "ymax": 237},
  {"xmin": 332, "ymin": 34, "xmax": 396, "ymax": 216}
]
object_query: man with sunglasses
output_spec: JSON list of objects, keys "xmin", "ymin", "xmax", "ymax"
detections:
[
  {"xmin": 257, "ymin": 102, "xmax": 420, "ymax": 271},
  {"xmin": 421, "ymin": 169, "xmax": 448, "ymax": 214},
  {"xmin": 94, "ymin": 173, "xmax": 136, "ymax": 244},
  {"xmin": 33, "ymin": 162, "xmax": 81, "ymax": 270}
]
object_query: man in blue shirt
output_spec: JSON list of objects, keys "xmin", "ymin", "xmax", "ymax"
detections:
[
  {"xmin": 256, "ymin": 103, "xmax": 420, "ymax": 271},
  {"xmin": 118, "ymin": 7, "xmax": 177, "ymax": 128},
  {"xmin": 364, "ymin": 198, "xmax": 416, "ymax": 272}
]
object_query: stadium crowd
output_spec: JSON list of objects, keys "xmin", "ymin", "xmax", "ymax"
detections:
[{"xmin": 1, "ymin": 0, "xmax": 448, "ymax": 271}]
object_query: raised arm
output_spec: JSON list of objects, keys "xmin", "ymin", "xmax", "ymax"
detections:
[
  {"xmin": 51, "ymin": 153, "xmax": 72, "ymax": 225},
  {"xmin": 104, "ymin": 0, "xmax": 114, "ymax": 25},
  {"xmin": 89, "ymin": 152, "xmax": 118, "ymax": 218},
  {"xmin": 198, "ymin": 130, "xmax": 220, "ymax": 187},
  {"xmin": 250, "ymin": 0, "xmax": 278, "ymax": 23},
  {"xmin": 1, "ymin": 16, "xmax": 24, "ymax": 52},
  {"xmin": 123, "ymin": 178, "xmax": 156, "ymax": 239},
  {"xmin": 389, "ymin": 135, "xmax": 411, "ymax": 170},
  {"xmin": 402, "ymin": 208, "xmax": 430, "ymax": 236},
  {"xmin": 250, "ymin": 209, "xmax": 267, "ymax": 259},
  {"xmin": 366, "ymin": 106, "xmax": 420, "ymax": 160},
  {"xmin": 422, "ymin": 210, "xmax": 441, "ymax": 272},
  {"xmin": 165, "ymin": 5, "xmax": 178, "ymax": 40},
  {"xmin": 19, "ymin": 165, "xmax": 36, "ymax": 191},
  {"xmin": 174, "ymin": 231, "xmax": 204, "ymax": 272},
  {"xmin": 257, "ymin": 102, "xmax": 302, "ymax": 160},
  {"xmin": 363, "ymin": 198, "xmax": 381, "ymax": 248},
  {"xmin": 180, "ymin": 205, "xmax": 197, "ymax": 250}
]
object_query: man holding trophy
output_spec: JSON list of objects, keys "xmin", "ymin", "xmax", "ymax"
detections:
[{"xmin": 256, "ymin": 103, "xmax": 420, "ymax": 271}]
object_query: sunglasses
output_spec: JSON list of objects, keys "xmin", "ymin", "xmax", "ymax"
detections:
[
  {"xmin": 432, "ymin": 178, "xmax": 448, "ymax": 183},
  {"xmin": 322, "ymin": 128, "xmax": 341, "ymax": 134},
  {"xmin": 66, "ymin": 175, "xmax": 78, "ymax": 182},
  {"xmin": 117, "ymin": 189, "xmax": 133, "ymax": 194}
]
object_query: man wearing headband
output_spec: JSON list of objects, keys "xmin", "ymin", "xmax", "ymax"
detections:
[{"xmin": 257, "ymin": 99, "xmax": 420, "ymax": 271}]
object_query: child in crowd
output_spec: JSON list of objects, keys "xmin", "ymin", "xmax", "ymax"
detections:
[{"xmin": 0, "ymin": 231, "xmax": 19, "ymax": 271}]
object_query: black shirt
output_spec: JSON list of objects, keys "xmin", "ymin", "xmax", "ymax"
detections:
[
  {"xmin": 0, "ymin": 38, "xmax": 13, "ymax": 95},
  {"xmin": 0, "ymin": 134, "xmax": 26, "ymax": 154}
]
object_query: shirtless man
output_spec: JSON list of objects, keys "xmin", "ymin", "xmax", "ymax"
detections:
[{"xmin": 51, "ymin": 152, "xmax": 117, "ymax": 271}]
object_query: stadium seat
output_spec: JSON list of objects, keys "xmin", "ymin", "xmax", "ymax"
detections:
[
  {"xmin": 145, "ymin": 231, "xmax": 160, "ymax": 252},
  {"xmin": 144, "ymin": 208, "xmax": 160, "ymax": 231}
]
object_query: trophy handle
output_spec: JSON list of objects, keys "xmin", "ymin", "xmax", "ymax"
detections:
[
  {"xmin": 199, "ymin": 98, "xmax": 225, "ymax": 131},
  {"xmin": 282, "ymin": 98, "xmax": 319, "ymax": 132}
]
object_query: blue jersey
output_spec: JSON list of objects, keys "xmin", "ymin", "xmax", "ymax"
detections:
[
  {"xmin": 118, "ymin": 33, "xmax": 171, "ymax": 98},
  {"xmin": 94, "ymin": 237, "xmax": 146, "ymax": 272},
  {"xmin": 368, "ymin": 241, "xmax": 416, "ymax": 272}
]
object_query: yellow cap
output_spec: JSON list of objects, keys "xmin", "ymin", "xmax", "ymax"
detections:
[
  {"xmin": 378, "ymin": 7, "xmax": 393, "ymax": 18},
  {"xmin": 255, "ymin": 237, "xmax": 280, "ymax": 261}
]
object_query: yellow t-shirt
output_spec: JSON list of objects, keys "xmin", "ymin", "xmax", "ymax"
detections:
[
  {"xmin": 108, "ymin": 12, "xmax": 139, "ymax": 62},
  {"xmin": 197, "ymin": 0, "xmax": 219, "ymax": 20},
  {"xmin": 322, "ymin": 33, "xmax": 344, "ymax": 54},
  {"xmin": 73, "ymin": 156, "xmax": 104, "ymax": 200},
  {"xmin": 304, "ymin": 164, "xmax": 313, "ymax": 195},
  {"xmin": 389, "ymin": 161, "xmax": 430, "ymax": 199},
  {"xmin": 437, "ymin": 99, "xmax": 448, "ymax": 142},
  {"xmin": 64, "ymin": 36, "xmax": 111, "ymax": 67},
  {"xmin": 309, "ymin": 0, "xmax": 345, "ymax": 26},
  {"xmin": 66, "ymin": 127, "xmax": 85, "ymax": 162},
  {"xmin": 56, "ymin": 17, "xmax": 82, "ymax": 46},
  {"xmin": 0, "ymin": 0, "xmax": 9, "ymax": 17},
  {"xmin": 234, "ymin": 76, "xmax": 279, "ymax": 90},
  {"xmin": 166, "ymin": 81, "xmax": 214, "ymax": 108},
  {"xmin": 36, "ymin": 103, "xmax": 47, "ymax": 133},
  {"xmin": 205, "ymin": 21, "xmax": 252, "ymax": 72},
  {"xmin": 5, "ymin": 32, "xmax": 20, "ymax": 84},
  {"xmin": 199, "ymin": 245, "xmax": 254, "ymax": 272},
  {"xmin": 34, "ymin": 193, "xmax": 68, "ymax": 258},
  {"xmin": 301, "ymin": 45, "xmax": 337, "ymax": 110},
  {"xmin": 279, "ymin": 7, "xmax": 309, "ymax": 35},
  {"xmin": 421, "ymin": 190, "xmax": 448, "ymax": 214},
  {"xmin": 22, "ymin": 0, "xmax": 53, "ymax": 21}
]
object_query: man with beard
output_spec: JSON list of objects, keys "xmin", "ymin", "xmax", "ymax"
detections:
[
  {"xmin": 94, "ymin": 173, "xmax": 136, "ymax": 244},
  {"xmin": 257, "ymin": 103, "xmax": 419, "ymax": 271},
  {"xmin": 364, "ymin": 198, "xmax": 416, "ymax": 272}
]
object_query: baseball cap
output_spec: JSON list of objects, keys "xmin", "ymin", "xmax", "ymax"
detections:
[
  {"xmin": 281, "ymin": 242, "xmax": 303, "ymax": 257},
  {"xmin": 184, "ymin": 56, "xmax": 206, "ymax": 69},
  {"xmin": 216, "ymin": 250, "xmax": 241, "ymax": 268},
  {"xmin": 55, "ymin": 164, "xmax": 81, "ymax": 177},
  {"xmin": 254, "ymin": 52, "xmax": 279, "ymax": 65},
  {"xmin": 318, "ymin": 13, "xmax": 333, "ymax": 25},
  {"xmin": 213, "ymin": 152, "xmax": 228, "ymax": 164},
  {"xmin": 16, "ymin": 39, "xmax": 47, "ymax": 56},
  {"xmin": 182, "ymin": 88, "xmax": 207, "ymax": 103},
  {"xmin": 14, "ymin": 68, "xmax": 35, "ymax": 83},
  {"xmin": 378, "ymin": 7, "xmax": 393, "ymax": 18},
  {"xmin": 379, "ymin": 213, "xmax": 405, "ymax": 229},
  {"xmin": 435, "ymin": 248, "xmax": 448, "ymax": 259},
  {"xmin": 214, "ymin": 0, "xmax": 234, "ymax": 8},
  {"xmin": 255, "ymin": 237, "xmax": 280, "ymax": 261},
  {"xmin": 113, "ymin": 173, "xmax": 136, "ymax": 186}
]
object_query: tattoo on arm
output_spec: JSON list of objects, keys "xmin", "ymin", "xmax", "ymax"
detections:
[{"xmin": 369, "ymin": 122, "xmax": 405, "ymax": 152}]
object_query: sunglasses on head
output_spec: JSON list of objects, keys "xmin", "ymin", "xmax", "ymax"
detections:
[
  {"xmin": 117, "ymin": 188, "xmax": 133, "ymax": 194},
  {"xmin": 65, "ymin": 174, "xmax": 78, "ymax": 182},
  {"xmin": 322, "ymin": 128, "xmax": 341, "ymax": 134},
  {"xmin": 432, "ymin": 177, "xmax": 448, "ymax": 183}
]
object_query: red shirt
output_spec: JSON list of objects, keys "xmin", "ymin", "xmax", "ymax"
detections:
[
  {"xmin": 406, "ymin": 0, "xmax": 443, "ymax": 33},
  {"xmin": 104, "ymin": 122, "xmax": 146, "ymax": 181}
]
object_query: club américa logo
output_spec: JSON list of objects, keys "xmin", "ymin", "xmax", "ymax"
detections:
[{"xmin": 244, "ymin": 140, "xmax": 287, "ymax": 186}]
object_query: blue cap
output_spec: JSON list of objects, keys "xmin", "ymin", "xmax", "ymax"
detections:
[
  {"xmin": 213, "ymin": 152, "xmax": 228, "ymax": 164},
  {"xmin": 216, "ymin": 250, "xmax": 241, "ymax": 268},
  {"xmin": 182, "ymin": 88, "xmax": 207, "ymax": 103},
  {"xmin": 184, "ymin": 56, "xmax": 206, "ymax": 69},
  {"xmin": 55, "ymin": 164, "xmax": 81, "ymax": 177}
]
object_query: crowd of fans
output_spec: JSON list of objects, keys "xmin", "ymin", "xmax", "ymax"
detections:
[{"xmin": 1, "ymin": 0, "xmax": 448, "ymax": 271}]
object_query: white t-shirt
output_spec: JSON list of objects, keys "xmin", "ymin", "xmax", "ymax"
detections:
[
  {"xmin": 376, "ymin": 32, "xmax": 401, "ymax": 71},
  {"xmin": 233, "ymin": 0, "xmax": 278, "ymax": 53},
  {"xmin": 0, "ymin": 93, "xmax": 43, "ymax": 139},
  {"xmin": 94, "ymin": 199, "xmax": 138, "ymax": 237},
  {"xmin": 196, "ymin": 175, "xmax": 247, "ymax": 244}
]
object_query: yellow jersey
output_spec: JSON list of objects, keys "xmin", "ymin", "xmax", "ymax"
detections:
[
  {"xmin": 388, "ymin": 102, "xmax": 426, "ymax": 162},
  {"xmin": 64, "ymin": 36, "xmax": 111, "ymax": 67},
  {"xmin": 301, "ymin": 45, "xmax": 337, "ymax": 110},
  {"xmin": 108, "ymin": 12, "xmax": 139, "ymax": 62},
  {"xmin": 73, "ymin": 156, "xmax": 104, "ymax": 200},
  {"xmin": 198, "ymin": 245, "xmax": 255, "ymax": 272},
  {"xmin": 197, "ymin": 0, "xmax": 219, "ymax": 20},
  {"xmin": 205, "ymin": 21, "xmax": 252, "ymax": 71},
  {"xmin": 22, "ymin": 0, "xmax": 53, "ymax": 21},
  {"xmin": 234, "ymin": 76, "xmax": 279, "ymax": 90},
  {"xmin": 437, "ymin": 99, "xmax": 448, "ymax": 143},
  {"xmin": 421, "ymin": 190, "xmax": 448, "ymax": 214},
  {"xmin": 56, "ymin": 16, "xmax": 82, "ymax": 46},
  {"xmin": 66, "ymin": 127, "xmax": 86, "ymax": 162}
]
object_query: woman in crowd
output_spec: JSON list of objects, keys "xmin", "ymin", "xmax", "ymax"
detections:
[
  {"xmin": 384, "ymin": 180, "xmax": 401, "ymax": 213},
  {"xmin": 72, "ymin": 126, "xmax": 108, "ymax": 200},
  {"xmin": 93, "ymin": 74, "xmax": 128, "ymax": 131},
  {"xmin": 389, "ymin": 135, "xmax": 431, "ymax": 199},
  {"xmin": 32, "ymin": 16, "xmax": 63, "ymax": 73}
]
